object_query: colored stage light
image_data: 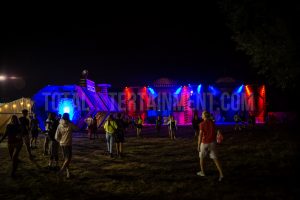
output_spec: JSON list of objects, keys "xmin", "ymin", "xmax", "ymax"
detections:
[
  {"xmin": 209, "ymin": 85, "xmax": 218, "ymax": 95},
  {"xmin": 58, "ymin": 99, "xmax": 74, "ymax": 120},
  {"xmin": 245, "ymin": 85, "xmax": 251, "ymax": 96},
  {"xmin": 237, "ymin": 85, "xmax": 244, "ymax": 93},
  {"xmin": 197, "ymin": 84, "xmax": 202, "ymax": 94},
  {"xmin": 174, "ymin": 86, "xmax": 182, "ymax": 95},
  {"xmin": 148, "ymin": 87, "xmax": 156, "ymax": 95},
  {"xmin": 234, "ymin": 85, "xmax": 244, "ymax": 94},
  {"xmin": 64, "ymin": 107, "xmax": 70, "ymax": 113},
  {"xmin": 260, "ymin": 85, "xmax": 265, "ymax": 95}
]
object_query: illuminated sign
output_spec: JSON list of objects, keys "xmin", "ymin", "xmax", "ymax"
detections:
[{"xmin": 86, "ymin": 79, "xmax": 96, "ymax": 92}]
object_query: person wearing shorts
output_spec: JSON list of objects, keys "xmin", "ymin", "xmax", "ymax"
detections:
[{"xmin": 197, "ymin": 111, "xmax": 224, "ymax": 181}]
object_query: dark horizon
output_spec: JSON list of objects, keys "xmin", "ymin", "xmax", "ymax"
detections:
[
  {"xmin": 0, "ymin": 3, "xmax": 296, "ymax": 110},
  {"xmin": 0, "ymin": 2, "xmax": 259, "ymax": 98}
]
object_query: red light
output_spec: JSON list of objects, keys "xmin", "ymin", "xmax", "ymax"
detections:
[{"xmin": 261, "ymin": 85, "xmax": 265, "ymax": 95}]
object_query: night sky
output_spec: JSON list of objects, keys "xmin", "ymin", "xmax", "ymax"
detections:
[{"xmin": 0, "ymin": 3, "xmax": 261, "ymax": 102}]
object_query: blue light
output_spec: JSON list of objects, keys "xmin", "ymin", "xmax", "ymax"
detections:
[
  {"xmin": 148, "ymin": 87, "xmax": 155, "ymax": 95},
  {"xmin": 197, "ymin": 84, "xmax": 202, "ymax": 94},
  {"xmin": 209, "ymin": 85, "xmax": 219, "ymax": 95},
  {"xmin": 58, "ymin": 98, "xmax": 74, "ymax": 120},
  {"xmin": 236, "ymin": 85, "xmax": 244, "ymax": 94},
  {"xmin": 174, "ymin": 86, "xmax": 182, "ymax": 95}
]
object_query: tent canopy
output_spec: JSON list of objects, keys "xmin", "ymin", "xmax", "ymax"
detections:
[{"xmin": 0, "ymin": 98, "xmax": 33, "ymax": 134}]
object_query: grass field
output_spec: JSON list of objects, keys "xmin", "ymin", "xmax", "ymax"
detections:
[{"xmin": 0, "ymin": 125, "xmax": 299, "ymax": 199}]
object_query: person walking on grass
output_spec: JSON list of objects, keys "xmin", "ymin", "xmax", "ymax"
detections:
[
  {"xmin": 44, "ymin": 113, "xmax": 54, "ymax": 155},
  {"xmin": 192, "ymin": 112, "xmax": 201, "ymax": 139},
  {"xmin": 0, "ymin": 115, "xmax": 23, "ymax": 177},
  {"xmin": 103, "ymin": 115, "xmax": 118, "ymax": 158},
  {"xmin": 197, "ymin": 111, "xmax": 224, "ymax": 181},
  {"xmin": 19, "ymin": 109, "xmax": 34, "ymax": 160},
  {"xmin": 167, "ymin": 115, "xmax": 177, "ymax": 140},
  {"xmin": 30, "ymin": 114, "xmax": 40, "ymax": 149},
  {"xmin": 135, "ymin": 115, "xmax": 143, "ymax": 137},
  {"xmin": 155, "ymin": 116, "xmax": 163, "ymax": 135},
  {"xmin": 92, "ymin": 115, "xmax": 98, "ymax": 139},
  {"xmin": 48, "ymin": 113, "xmax": 60, "ymax": 170},
  {"xmin": 84, "ymin": 115, "xmax": 94, "ymax": 140},
  {"xmin": 55, "ymin": 113, "xmax": 77, "ymax": 178},
  {"xmin": 115, "ymin": 113, "xmax": 125, "ymax": 157},
  {"xmin": 167, "ymin": 115, "xmax": 171, "ymax": 138}
]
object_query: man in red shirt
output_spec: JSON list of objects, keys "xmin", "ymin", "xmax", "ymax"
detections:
[{"xmin": 197, "ymin": 111, "xmax": 224, "ymax": 181}]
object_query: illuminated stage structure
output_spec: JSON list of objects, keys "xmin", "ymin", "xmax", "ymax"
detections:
[
  {"xmin": 33, "ymin": 74, "xmax": 119, "ymax": 130},
  {"xmin": 0, "ymin": 98, "xmax": 33, "ymax": 134},
  {"xmin": 124, "ymin": 78, "xmax": 266, "ymax": 124}
]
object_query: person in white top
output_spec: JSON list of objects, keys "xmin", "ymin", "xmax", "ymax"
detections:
[{"xmin": 55, "ymin": 113, "xmax": 77, "ymax": 178}]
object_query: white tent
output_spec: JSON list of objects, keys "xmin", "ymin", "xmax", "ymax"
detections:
[{"xmin": 0, "ymin": 98, "xmax": 33, "ymax": 134}]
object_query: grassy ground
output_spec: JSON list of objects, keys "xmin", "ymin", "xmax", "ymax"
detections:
[{"xmin": 0, "ymin": 125, "xmax": 299, "ymax": 200}]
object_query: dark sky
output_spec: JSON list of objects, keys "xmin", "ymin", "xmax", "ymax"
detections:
[{"xmin": 0, "ymin": 3, "xmax": 258, "ymax": 102}]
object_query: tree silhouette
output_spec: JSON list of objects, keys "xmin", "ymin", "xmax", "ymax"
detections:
[{"xmin": 219, "ymin": 0, "xmax": 300, "ymax": 89}]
